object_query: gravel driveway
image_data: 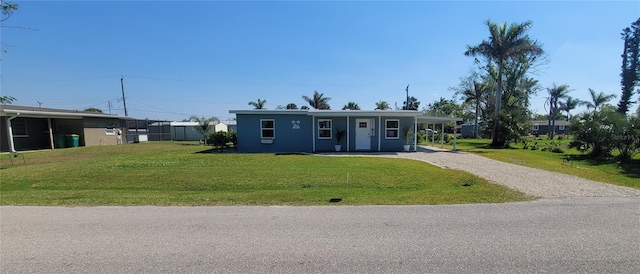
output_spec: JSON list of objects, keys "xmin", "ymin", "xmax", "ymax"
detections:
[{"xmin": 321, "ymin": 146, "xmax": 640, "ymax": 198}]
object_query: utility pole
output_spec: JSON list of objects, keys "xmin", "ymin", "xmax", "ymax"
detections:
[
  {"xmin": 107, "ymin": 101, "xmax": 112, "ymax": 114},
  {"xmin": 405, "ymin": 84, "xmax": 410, "ymax": 110},
  {"xmin": 120, "ymin": 75, "xmax": 128, "ymax": 116}
]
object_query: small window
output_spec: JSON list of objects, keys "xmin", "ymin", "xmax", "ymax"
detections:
[
  {"xmin": 261, "ymin": 119, "xmax": 275, "ymax": 138},
  {"xmin": 105, "ymin": 123, "xmax": 116, "ymax": 135},
  {"xmin": 558, "ymin": 125, "xmax": 565, "ymax": 130},
  {"xmin": 359, "ymin": 122, "xmax": 367, "ymax": 128},
  {"xmin": 318, "ymin": 119, "xmax": 332, "ymax": 139},
  {"xmin": 385, "ymin": 119, "xmax": 399, "ymax": 139},
  {"xmin": 532, "ymin": 124, "xmax": 539, "ymax": 131},
  {"xmin": 12, "ymin": 118, "xmax": 28, "ymax": 137}
]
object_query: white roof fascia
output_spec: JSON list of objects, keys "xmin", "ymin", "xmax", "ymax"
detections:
[{"xmin": 0, "ymin": 109, "xmax": 133, "ymax": 120}]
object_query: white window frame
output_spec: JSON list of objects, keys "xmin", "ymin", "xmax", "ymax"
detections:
[
  {"xmin": 558, "ymin": 125, "xmax": 565, "ymax": 130},
  {"xmin": 532, "ymin": 124, "xmax": 539, "ymax": 131},
  {"xmin": 385, "ymin": 119, "xmax": 400, "ymax": 139},
  {"xmin": 105, "ymin": 123, "xmax": 116, "ymax": 135},
  {"xmin": 317, "ymin": 119, "xmax": 332, "ymax": 139},
  {"xmin": 12, "ymin": 118, "xmax": 29, "ymax": 137},
  {"xmin": 260, "ymin": 119, "xmax": 275, "ymax": 139}
]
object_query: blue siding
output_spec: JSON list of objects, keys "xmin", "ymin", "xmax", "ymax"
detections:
[
  {"xmin": 379, "ymin": 116, "xmax": 415, "ymax": 151},
  {"xmin": 314, "ymin": 116, "xmax": 415, "ymax": 152},
  {"xmin": 236, "ymin": 114, "xmax": 313, "ymax": 153}
]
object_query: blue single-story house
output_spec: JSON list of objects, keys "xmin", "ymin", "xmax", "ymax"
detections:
[{"xmin": 229, "ymin": 109, "xmax": 462, "ymax": 153}]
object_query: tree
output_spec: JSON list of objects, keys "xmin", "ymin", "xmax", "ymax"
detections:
[
  {"xmin": 545, "ymin": 84, "xmax": 571, "ymax": 139},
  {"xmin": 618, "ymin": 18, "xmax": 640, "ymax": 114},
  {"xmin": 452, "ymin": 73, "xmax": 487, "ymax": 138},
  {"xmin": 0, "ymin": 95, "xmax": 17, "ymax": 105},
  {"xmin": 402, "ymin": 96, "xmax": 420, "ymax": 110},
  {"xmin": 559, "ymin": 96, "xmax": 582, "ymax": 121},
  {"xmin": 189, "ymin": 116, "xmax": 219, "ymax": 145},
  {"xmin": 374, "ymin": 100, "xmax": 391, "ymax": 110},
  {"xmin": 300, "ymin": 106, "xmax": 309, "ymax": 110},
  {"xmin": 84, "ymin": 107, "xmax": 103, "ymax": 113},
  {"xmin": 248, "ymin": 99, "xmax": 267, "ymax": 109},
  {"xmin": 1, "ymin": 1, "xmax": 18, "ymax": 24},
  {"xmin": 302, "ymin": 91, "xmax": 331, "ymax": 110},
  {"xmin": 583, "ymin": 88, "xmax": 617, "ymax": 112},
  {"xmin": 342, "ymin": 102, "xmax": 360, "ymax": 110},
  {"xmin": 285, "ymin": 103, "xmax": 298, "ymax": 109},
  {"xmin": 465, "ymin": 20, "xmax": 544, "ymax": 147}
]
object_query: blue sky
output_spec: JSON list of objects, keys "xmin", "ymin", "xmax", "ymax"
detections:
[{"xmin": 2, "ymin": 1, "xmax": 639, "ymax": 122}]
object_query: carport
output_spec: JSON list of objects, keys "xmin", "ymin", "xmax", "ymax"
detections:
[{"xmin": 416, "ymin": 115, "xmax": 463, "ymax": 151}]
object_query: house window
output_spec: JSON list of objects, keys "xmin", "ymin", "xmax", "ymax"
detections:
[
  {"xmin": 105, "ymin": 123, "xmax": 116, "ymax": 135},
  {"xmin": 12, "ymin": 118, "xmax": 28, "ymax": 137},
  {"xmin": 385, "ymin": 119, "xmax": 399, "ymax": 139},
  {"xmin": 261, "ymin": 119, "xmax": 275, "ymax": 138},
  {"xmin": 532, "ymin": 124, "xmax": 539, "ymax": 131},
  {"xmin": 318, "ymin": 119, "xmax": 332, "ymax": 139},
  {"xmin": 559, "ymin": 125, "xmax": 565, "ymax": 131}
]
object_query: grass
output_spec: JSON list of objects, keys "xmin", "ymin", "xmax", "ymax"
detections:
[
  {"xmin": 0, "ymin": 142, "xmax": 531, "ymax": 206},
  {"xmin": 430, "ymin": 137, "xmax": 640, "ymax": 189}
]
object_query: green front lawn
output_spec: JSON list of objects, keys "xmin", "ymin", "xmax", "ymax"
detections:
[
  {"xmin": 434, "ymin": 138, "xmax": 640, "ymax": 189},
  {"xmin": 0, "ymin": 142, "xmax": 530, "ymax": 205}
]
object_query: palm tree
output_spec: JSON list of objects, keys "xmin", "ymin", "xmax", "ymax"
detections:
[
  {"xmin": 374, "ymin": 100, "xmax": 391, "ymax": 110},
  {"xmin": 559, "ymin": 96, "xmax": 582, "ymax": 121},
  {"xmin": 403, "ymin": 96, "xmax": 420, "ymax": 110},
  {"xmin": 0, "ymin": 96, "xmax": 17, "ymax": 105},
  {"xmin": 582, "ymin": 88, "xmax": 617, "ymax": 112},
  {"xmin": 460, "ymin": 81, "xmax": 486, "ymax": 138},
  {"xmin": 545, "ymin": 84, "xmax": 571, "ymax": 139},
  {"xmin": 342, "ymin": 102, "xmax": 360, "ymax": 110},
  {"xmin": 285, "ymin": 103, "xmax": 298, "ymax": 109},
  {"xmin": 189, "ymin": 116, "xmax": 219, "ymax": 145},
  {"xmin": 248, "ymin": 99, "xmax": 267, "ymax": 109},
  {"xmin": 302, "ymin": 91, "xmax": 331, "ymax": 110},
  {"xmin": 465, "ymin": 20, "xmax": 543, "ymax": 147}
]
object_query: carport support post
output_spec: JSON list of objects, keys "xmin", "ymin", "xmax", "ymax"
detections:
[
  {"xmin": 441, "ymin": 123, "xmax": 444, "ymax": 148},
  {"xmin": 47, "ymin": 118, "xmax": 55, "ymax": 150},
  {"xmin": 453, "ymin": 131, "xmax": 457, "ymax": 151}
]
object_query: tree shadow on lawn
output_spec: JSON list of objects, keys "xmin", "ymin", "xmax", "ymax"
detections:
[{"xmin": 567, "ymin": 155, "xmax": 640, "ymax": 179}]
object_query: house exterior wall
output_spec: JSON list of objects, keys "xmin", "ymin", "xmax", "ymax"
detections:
[
  {"xmin": 236, "ymin": 114, "xmax": 313, "ymax": 153},
  {"xmin": 1, "ymin": 117, "xmax": 51, "ymax": 151},
  {"xmin": 83, "ymin": 117, "xmax": 126, "ymax": 146}
]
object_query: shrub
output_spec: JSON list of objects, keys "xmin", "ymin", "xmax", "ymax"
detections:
[{"xmin": 206, "ymin": 131, "xmax": 231, "ymax": 152}]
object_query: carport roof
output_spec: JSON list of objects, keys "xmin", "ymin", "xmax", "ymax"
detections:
[{"xmin": 0, "ymin": 105, "xmax": 134, "ymax": 119}]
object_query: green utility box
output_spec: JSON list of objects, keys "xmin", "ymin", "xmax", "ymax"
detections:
[
  {"xmin": 54, "ymin": 134, "xmax": 66, "ymax": 148},
  {"xmin": 65, "ymin": 134, "xmax": 80, "ymax": 148}
]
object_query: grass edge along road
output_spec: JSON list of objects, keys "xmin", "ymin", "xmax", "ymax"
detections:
[
  {"xmin": 0, "ymin": 142, "xmax": 532, "ymax": 206},
  {"xmin": 431, "ymin": 138, "xmax": 639, "ymax": 189}
]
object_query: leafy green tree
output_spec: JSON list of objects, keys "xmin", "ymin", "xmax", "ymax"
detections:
[
  {"xmin": 545, "ymin": 84, "xmax": 571, "ymax": 139},
  {"xmin": 423, "ymin": 97, "xmax": 465, "ymax": 133},
  {"xmin": 583, "ymin": 88, "xmax": 616, "ymax": 112},
  {"xmin": 84, "ymin": 107, "xmax": 103, "ymax": 113},
  {"xmin": 300, "ymin": 106, "xmax": 310, "ymax": 110},
  {"xmin": 618, "ymin": 18, "xmax": 640, "ymax": 114},
  {"xmin": 374, "ymin": 100, "xmax": 391, "ymax": 110},
  {"xmin": 0, "ymin": 95, "xmax": 17, "ymax": 105},
  {"xmin": 452, "ymin": 73, "xmax": 487, "ymax": 138},
  {"xmin": 189, "ymin": 116, "xmax": 219, "ymax": 145},
  {"xmin": 402, "ymin": 96, "xmax": 420, "ymax": 110},
  {"xmin": 285, "ymin": 103, "xmax": 298, "ymax": 109},
  {"xmin": 465, "ymin": 20, "xmax": 544, "ymax": 147},
  {"xmin": 302, "ymin": 91, "xmax": 331, "ymax": 110},
  {"xmin": 248, "ymin": 99, "xmax": 267, "ymax": 109},
  {"xmin": 342, "ymin": 102, "xmax": 360, "ymax": 110},
  {"xmin": 571, "ymin": 108, "xmax": 639, "ymax": 160}
]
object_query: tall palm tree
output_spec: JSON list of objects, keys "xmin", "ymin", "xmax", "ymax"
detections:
[
  {"xmin": 374, "ymin": 100, "xmax": 391, "ymax": 110},
  {"xmin": 248, "ymin": 99, "xmax": 267, "ymax": 109},
  {"xmin": 465, "ymin": 20, "xmax": 543, "ymax": 147},
  {"xmin": 342, "ymin": 102, "xmax": 360, "ymax": 110},
  {"xmin": 545, "ymin": 84, "xmax": 571, "ymax": 139},
  {"xmin": 582, "ymin": 88, "xmax": 617, "ymax": 112},
  {"xmin": 460, "ymin": 81, "xmax": 486, "ymax": 138},
  {"xmin": 559, "ymin": 96, "xmax": 582, "ymax": 121},
  {"xmin": 302, "ymin": 91, "xmax": 331, "ymax": 110}
]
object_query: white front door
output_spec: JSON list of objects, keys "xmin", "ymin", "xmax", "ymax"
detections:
[{"xmin": 355, "ymin": 119, "xmax": 371, "ymax": 150}]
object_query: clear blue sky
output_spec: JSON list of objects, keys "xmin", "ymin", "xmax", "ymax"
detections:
[{"xmin": 2, "ymin": 1, "xmax": 639, "ymax": 122}]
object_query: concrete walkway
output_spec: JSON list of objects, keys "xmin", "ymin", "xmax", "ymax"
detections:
[{"xmin": 320, "ymin": 146, "xmax": 640, "ymax": 198}]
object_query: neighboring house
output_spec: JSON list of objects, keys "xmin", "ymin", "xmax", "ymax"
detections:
[
  {"xmin": 530, "ymin": 120, "xmax": 571, "ymax": 136},
  {"xmin": 170, "ymin": 121, "xmax": 229, "ymax": 141},
  {"xmin": 229, "ymin": 109, "xmax": 461, "ymax": 153},
  {"xmin": 1, "ymin": 105, "xmax": 132, "ymax": 152},
  {"xmin": 460, "ymin": 120, "xmax": 487, "ymax": 138}
]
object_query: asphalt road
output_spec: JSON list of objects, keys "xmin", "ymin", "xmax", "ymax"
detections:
[{"xmin": 2, "ymin": 197, "xmax": 639, "ymax": 273}]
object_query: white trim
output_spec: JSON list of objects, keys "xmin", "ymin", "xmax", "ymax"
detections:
[
  {"xmin": 1, "ymin": 108, "xmax": 131, "ymax": 119},
  {"xmin": 312, "ymin": 116, "xmax": 316, "ymax": 152},
  {"xmin": 260, "ymin": 119, "xmax": 275, "ymax": 139},
  {"xmin": 384, "ymin": 119, "xmax": 400, "ymax": 139},
  {"xmin": 558, "ymin": 125, "xmax": 565, "ymax": 130},
  {"xmin": 414, "ymin": 116, "xmax": 418, "ymax": 151},
  {"xmin": 532, "ymin": 124, "xmax": 539, "ymax": 131},
  {"xmin": 346, "ymin": 116, "xmax": 350, "ymax": 152},
  {"xmin": 378, "ymin": 116, "xmax": 382, "ymax": 152},
  {"xmin": 317, "ymin": 119, "xmax": 332, "ymax": 139}
]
